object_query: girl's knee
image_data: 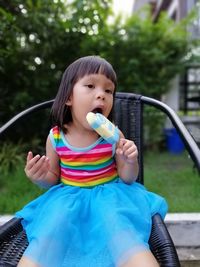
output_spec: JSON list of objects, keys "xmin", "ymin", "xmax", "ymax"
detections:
[
  {"xmin": 119, "ymin": 250, "xmax": 159, "ymax": 267},
  {"xmin": 17, "ymin": 256, "xmax": 40, "ymax": 267}
]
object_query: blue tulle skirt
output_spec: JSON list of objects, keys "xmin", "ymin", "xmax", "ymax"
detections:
[{"xmin": 16, "ymin": 179, "xmax": 168, "ymax": 267}]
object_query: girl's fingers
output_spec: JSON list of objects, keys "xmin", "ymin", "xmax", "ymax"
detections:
[
  {"xmin": 27, "ymin": 151, "xmax": 33, "ymax": 161},
  {"xmin": 33, "ymin": 156, "xmax": 47, "ymax": 172},
  {"xmin": 33, "ymin": 169, "xmax": 46, "ymax": 180},
  {"xmin": 116, "ymin": 138, "xmax": 138, "ymax": 163},
  {"xmin": 124, "ymin": 145, "xmax": 138, "ymax": 157},
  {"xmin": 26, "ymin": 154, "xmax": 41, "ymax": 170},
  {"xmin": 117, "ymin": 139, "xmax": 136, "ymax": 153},
  {"xmin": 26, "ymin": 155, "xmax": 49, "ymax": 177},
  {"xmin": 116, "ymin": 138, "xmax": 127, "ymax": 155},
  {"xmin": 127, "ymin": 150, "xmax": 138, "ymax": 161},
  {"xmin": 34, "ymin": 158, "xmax": 49, "ymax": 178}
]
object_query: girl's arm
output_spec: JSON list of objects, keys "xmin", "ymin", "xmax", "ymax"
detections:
[
  {"xmin": 115, "ymin": 132, "xmax": 139, "ymax": 184},
  {"xmin": 24, "ymin": 135, "xmax": 60, "ymax": 188}
]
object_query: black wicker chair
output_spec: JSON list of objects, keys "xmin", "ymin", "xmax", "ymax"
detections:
[{"xmin": 0, "ymin": 92, "xmax": 200, "ymax": 267}]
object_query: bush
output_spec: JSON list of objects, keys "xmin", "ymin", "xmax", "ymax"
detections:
[
  {"xmin": 99, "ymin": 6, "xmax": 198, "ymax": 98},
  {"xmin": 0, "ymin": 142, "xmax": 25, "ymax": 176},
  {"xmin": 1, "ymin": 1, "xmax": 199, "ymax": 149}
]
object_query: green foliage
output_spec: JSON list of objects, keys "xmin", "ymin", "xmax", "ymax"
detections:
[
  {"xmin": 98, "ymin": 6, "xmax": 198, "ymax": 97},
  {"xmin": 0, "ymin": 142, "xmax": 25, "ymax": 175},
  {"xmin": 0, "ymin": 0, "xmax": 199, "ymax": 147},
  {"xmin": 143, "ymin": 107, "xmax": 166, "ymax": 149},
  {"xmin": 0, "ymin": 0, "xmax": 79, "ymax": 116},
  {"xmin": 0, "ymin": 0, "xmax": 113, "ymax": 123}
]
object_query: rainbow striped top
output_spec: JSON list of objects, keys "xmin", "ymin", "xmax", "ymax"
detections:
[{"xmin": 49, "ymin": 126, "xmax": 119, "ymax": 187}]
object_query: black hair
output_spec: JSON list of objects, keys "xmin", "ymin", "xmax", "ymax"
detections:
[{"xmin": 51, "ymin": 55, "xmax": 117, "ymax": 132}]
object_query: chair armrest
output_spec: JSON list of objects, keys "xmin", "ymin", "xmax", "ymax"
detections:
[
  {"xmin": 149, "ymin": 213, "xmax": 181, "ymax": 267},
  {"xmin": 0, "ymin": 218, "xmax": 23, "ymax": 242},
  {"xmin": 0, "ymin": 218, "xmax": 28, "ymax": 266}
]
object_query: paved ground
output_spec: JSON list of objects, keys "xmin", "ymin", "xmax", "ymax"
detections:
[{"xmin": 1, "ymin": 213, "xmax": 200, "ymax": 265}]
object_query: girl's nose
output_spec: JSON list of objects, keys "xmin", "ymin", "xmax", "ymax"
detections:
[{"xmin": 96, "ymin": 89, "xmax": 105, "ymax": 100}]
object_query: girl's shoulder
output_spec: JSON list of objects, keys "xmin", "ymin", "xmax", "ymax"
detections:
[
  {"xmin": 49, "ymin": 126, "xmax": 62, "ymax": 150},
  {"xmin": 49, "ymin": 126, "xmax": 62, "ymax": 138},
  {"xmin": 51, "ymin": 125, "xmax": 59, "ymax": 134}
]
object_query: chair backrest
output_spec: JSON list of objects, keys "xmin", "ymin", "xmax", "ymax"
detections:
[
  {"xmin": 114, "ymin": 93, "xmax": 143, "ymax": 183},
  {"xmin": 115, "ymin": 92, "xmax": 200, "ymax": 178},
  {"xmin": 1, "ymin": 92, "xmax": 200, "ymax": 182},
  {"xmin": 0, "ymin": 92, "xmax": 144, "ymax": 183}
]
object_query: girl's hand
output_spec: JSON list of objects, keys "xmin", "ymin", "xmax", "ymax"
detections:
[
  {"xmin": 24, "ymin": 151, "xmax": 50, "ymax": 184},
  {"xmin": 116, "ymin": 138, "xmax": 138, "ymax": 164}
]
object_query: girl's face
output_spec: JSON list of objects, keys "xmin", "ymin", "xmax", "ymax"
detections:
[{"xmin": 66, "ymin": 73, "xmax": 115, "ymax": 130}]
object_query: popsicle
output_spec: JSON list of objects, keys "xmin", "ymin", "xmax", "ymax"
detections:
[{"xmin": 86, "ymin": 112, "xmax": 120, "ymax": 144}]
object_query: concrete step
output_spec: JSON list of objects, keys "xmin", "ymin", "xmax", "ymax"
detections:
[
  {"xmin": 181, "ymin": 261, "xmax": 200, "ymax": 267},
  {"xmin": 165, "ymin": 213, "xmax": 200, "ymax": 265},
  {"xmin": 0, "ymin": 214, "xmax": 13, "ymax": 225}
]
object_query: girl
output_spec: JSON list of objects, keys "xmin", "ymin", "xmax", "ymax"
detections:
[{"xmin": 17, "ymin": 55, "xmax": 167, "ymax": 267}]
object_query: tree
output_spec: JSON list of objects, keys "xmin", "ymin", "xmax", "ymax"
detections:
[
  {"xmin": 0, "ymin": 1, "xmax": 199, "ymax": 146},
  {"xmin": 0, "ymin": 0, "xmax": 113, "ymax": 120},
  {"xmin": 82, "ymin": 6, "xmax": 199, "ymax": 98}
]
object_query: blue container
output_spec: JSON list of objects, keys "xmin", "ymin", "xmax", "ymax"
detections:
[{"xmin": 164, "ymin": 128, "xmax": 185, "ymax": 154}]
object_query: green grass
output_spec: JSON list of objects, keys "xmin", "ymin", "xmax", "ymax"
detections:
[
  {"xmin": 0, "ymin": 151, "xmax": 199, "ymax": 214},
  {"xmin": 144, "ymin": 151, "xmax": 200, "ymax": 212},
  {"xmin": 0, "ymin": 167, "xmax": 45, "ymax": 214}
]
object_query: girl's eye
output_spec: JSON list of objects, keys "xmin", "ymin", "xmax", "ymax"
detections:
[
  {"xmin": 105, "ymin": 89, "xmax": 114, "ymax": 94},
  {"xmin": 86, "ymin": 84, "xmax": 94, "ymax": 89}
]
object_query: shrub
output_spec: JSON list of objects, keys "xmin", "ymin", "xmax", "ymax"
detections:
[{"xmin": 0, "ymin": 142, "xmax": 25, "ymax": 176}]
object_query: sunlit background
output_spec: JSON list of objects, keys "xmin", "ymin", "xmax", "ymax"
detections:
[{"xmin": 112, "ymin": 0, "xmax": 134, "ymax": 16}]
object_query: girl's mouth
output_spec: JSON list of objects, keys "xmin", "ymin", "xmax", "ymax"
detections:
[{"xmin": 91, "ymin": 108, "xmax": 103, "ymax": 114}]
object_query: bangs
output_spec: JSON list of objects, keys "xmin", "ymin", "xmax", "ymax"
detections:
[{"xmin": 71, "ymin": 56, "xmax": 117, "ymax": 87}]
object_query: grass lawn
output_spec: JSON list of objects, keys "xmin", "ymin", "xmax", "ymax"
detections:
[
  {"xmin": 144, "ymin": 150, "xmax": 200, "ymax": 212},
  {"xmin": 0, "ymin": 150, "xmax": 199, "ymax": 214},
  {"xmin": 0, "ymin": 167, "xmax": 45, "ymax": 214}
]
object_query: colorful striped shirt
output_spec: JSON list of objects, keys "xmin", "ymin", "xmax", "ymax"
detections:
[{"xmin": 49, "ymin": 126, "xmax": 119, "ymax": 187}]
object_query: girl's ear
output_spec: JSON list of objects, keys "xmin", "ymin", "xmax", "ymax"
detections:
[{"xmin": 66, "ymin": 96, "xmax": 72, "ymax": 106}]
